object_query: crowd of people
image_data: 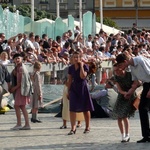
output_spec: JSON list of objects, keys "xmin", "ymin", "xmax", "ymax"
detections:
[{"xmin": 1, "ymin": 23, "xmax": 150, "ymax": 143}]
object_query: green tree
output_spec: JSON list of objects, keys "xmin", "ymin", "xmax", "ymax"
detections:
[
  {"xmin": 1, "ymin": 4, "xmax": 56, "ymax": 21},
  {"xmin": 96, "ymin": 17, "xmax": 119, "ymax": 29}
]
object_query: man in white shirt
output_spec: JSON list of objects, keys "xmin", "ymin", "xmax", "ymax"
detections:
[
  {"xmin": 85, "ymin": 34, "xmax": 93, "ymax": 49},
  {"xmin": 24, "ymin": 32, "xmax": 36, "ymax": 51},
  {"xmin": 116, "ymin": 53, "xmax": 150, "ymax": 143}
]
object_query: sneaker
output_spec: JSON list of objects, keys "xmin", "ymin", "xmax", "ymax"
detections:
[
  {"xmin": 11, "ymin": 125, "xmax": 22, "ymax": 130},
  {"xmin": 121, "ymin": 136, "xmax": 130, "ymax": 143}
]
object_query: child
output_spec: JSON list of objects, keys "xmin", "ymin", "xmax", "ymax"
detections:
[{"xmin": 30, "ymin": 61, "xmax": 43, "ymax": 123}]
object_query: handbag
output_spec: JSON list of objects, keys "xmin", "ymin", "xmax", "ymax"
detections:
[{"xmin": 133, "ymin": 97, "xmax": 140, "ymax": 110}]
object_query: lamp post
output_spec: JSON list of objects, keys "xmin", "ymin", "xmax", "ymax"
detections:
[
  {"xmin": 99, "ymin": 0, "xmax": 103, "ymax": 29},
  {"xmin": 31, "ymin": 0, "xmax": 34, "ymax": 21},
  {"xmin": 134, "ymin": 0, "xmax": 139, "ymax": 26},
  {"xmin": 79, "ymin": 0, "xmax": 82, "ymax": 32},
  {"xmin": 56, "ymin": 0, "xmax": 60, "ymax": 18}
]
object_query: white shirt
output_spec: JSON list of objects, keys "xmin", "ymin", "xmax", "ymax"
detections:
[
  {"xmin": 131, "ymin": 56, "xmax": 150, "ymax": 82},
  {"xmin": 24, "ymin": 39, "xmax": 35, "ymax": 50},
  {"xmin": 0, "ymin": 60, "xmax": 10, "ymax": 65},
  {"xmin": 85, "ymin": 41, "xmax": 92, "ymax": 48},
  {"xmin": 98, "ymin": 37, "xmax": 105, "ymax": 45}
]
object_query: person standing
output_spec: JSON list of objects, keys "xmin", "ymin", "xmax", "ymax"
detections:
[
  {"xmin": 60, "ymin": 66, "xmax": 84, "ymax": 129},
  {"xmin": 67, "ymin": 51, "xmax": 94, "ymax": 135},
  {"xmin": 30, "ymin": 61, "xmax": 43, "ymax": 123},
  {"xmin": 0, "ymin": 63, "xmax": 11, "ymax": 109},
  {"xmin": 10, "ymin": 53, "xmax": 32, "ymax": 130},
  {"xmin": 112, "ymin": 64, "xmax": 137, "ymax": 142},
  {"xmin": 116, "ymin": 53, "xmax": 150, "ymax": 143}
]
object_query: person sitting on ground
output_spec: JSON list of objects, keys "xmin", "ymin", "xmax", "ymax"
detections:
[{"xmin": 90, "ymin": 80, "xmax": 118, "ymax": 118}]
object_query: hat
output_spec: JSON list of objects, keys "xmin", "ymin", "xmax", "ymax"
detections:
[{"xmin": 13, "ymin": 53, "xmax": 22, "ymax": 60}]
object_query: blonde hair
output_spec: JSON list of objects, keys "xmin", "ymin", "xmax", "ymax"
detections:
[
  {"xmin": 34, "ymin": 61, "xmax": 42, "ymax": 70},
  {"xmin": 0, "ymin": 51, "xmax": 8, "ymax": 59}
]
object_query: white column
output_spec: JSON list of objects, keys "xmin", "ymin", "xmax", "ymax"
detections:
[
  {"xmin": 100, "ymin": 0, "xmax": 103, "ymax": 29},
  {"xmin": 31, "ymin": 0, "xmax": 34, "ymax": 21},
  {"xmin": 79, "ymin": 0, "xmax": 82, "ymax": 32},
  {"xmin": 56, "ymin": 0, "xmax": 60, "ymax": 18}
]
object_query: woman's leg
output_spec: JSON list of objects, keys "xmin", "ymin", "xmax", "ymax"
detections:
[
  {"xmin": 83, "ymin": 111, "xmax": 90, "ymax": 130},
  {"xmin": 20, "ymin": 105, "xmax": 30, "ymax": 127},
  {"xmin": 14, "ymin": 105, "xmax": 21, "ymax": 126},
  {"xmin": 63, "ymin": 120, "xmax": 67, "ymax": 126},
  {"xmin": 118, "ymin": 118, "xmax": 125, "ymax": 141},
  {"xmin": 77, "ymin": 121, "xmax": 81, "ymax": 127},
  {"xmin": 123, "ymin": 117, "xmax": 130, "ymax": 139},
  {"xmin": 60, "ymin": 120, "xmax": 67, "ymax": 129},
  {"xmin": 70, "ymin": 111, "xmax": 76, "ymax": 131}
]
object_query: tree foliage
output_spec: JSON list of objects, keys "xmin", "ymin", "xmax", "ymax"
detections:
[
  {"xmin": 1, "ymin": 4, "xmax": 56, "ymax": 21},
  {"xmin": 96, "ymin": 17, "xmax": 119, "ymax": 29}
]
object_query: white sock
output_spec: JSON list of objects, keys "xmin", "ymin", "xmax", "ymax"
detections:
[
  {"xmin": 122, "ymin": 133, "xmax": 125, "ymax": 140},
  {"xmin": 126, "ymin": 133, "xmax": 130, "ymax": 138}
]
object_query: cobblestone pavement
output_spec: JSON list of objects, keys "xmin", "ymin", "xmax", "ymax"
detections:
[{"xmin": 0, "ymin": 110, "xmax": 150, "ymax": 150}]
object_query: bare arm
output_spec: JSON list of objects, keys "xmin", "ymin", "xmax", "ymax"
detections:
[
  {"xmin": 115, "ymin": 82, "xmax": 127, "ymax": 95},
  {"xmin": 79, "ymin": 62, "xmax": 87, "ymax": 79},
  {"xmin": 67, "ymin": 74, "xmax": 72, "ymax": 91},
  {"xmin": 124, "ymin": 80, "xmax": 141, "ymax": 99}
]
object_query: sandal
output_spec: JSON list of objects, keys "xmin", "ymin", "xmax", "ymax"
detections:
[
  {"xmin": 76, "ymin": 124, "xmax": 82, "ymax": 128},
  {"xmin": 60, "ymin": 125, "xmax": 67, "ymax": 129},
  {"xmin": 83, "ymin": 129, "xmax": 90, "ymax": 134},
  {"xmin": 68, "ymin": 129, "xmax": 76, "ymax": 135}
]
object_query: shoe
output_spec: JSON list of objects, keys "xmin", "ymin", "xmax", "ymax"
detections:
[
  {"xmin": 83, "ymin": 129, "xmax": 90, "ymax": 134},
  {"xmin": 76, "ymin": 124, "xmax": 82, "ymax": 128},
  {"xmin": 121, "ymin": 137, "xmax": 130, "ymax": 143},
  {"xmin": 60, "ymin": 125, "xmax": 67, "ymax": 129},
  {"xmin": 10, "ymin": 125, "xmax": 22, "ymax": 130},
  {"xmin": 137, "ymin": 138, "xmax": 150, "ymax": 143},
  {"xmin": 20, "ymin": 126, "xmax": 31, "ymax": 130},
  {"xmin": 68, "ymin": 129, "xmax": 76, "ymax": 135},
  {"xmin": 31, "ymin": 118, "xmax": 34, "ymax": 122},
  {"xmin": 31, "ymin": 118, "xmax": 42, "ymax": 123},
  {"xmin": 35, "ymin": 119, "xmax": 42, "ymax": 123}
]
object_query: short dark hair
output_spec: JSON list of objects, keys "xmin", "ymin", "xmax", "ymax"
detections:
[
  {"xmin": 13, "ymin": 53, "xmax": 22, "ymax": 60},
  {"xmin": 116, "ymin": 53, "xmax": 128, "ymax": 64}
]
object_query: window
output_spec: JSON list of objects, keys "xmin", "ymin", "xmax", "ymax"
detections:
[
  {"xmin": 104, "ymin": 0, "xmax": 116, "ymax": 7},
  {"xmin": 60, "ymin": 0, "xmax": 68, "ymax": 3},
  {"xmin": 140, "ymin": 0, "xmax": 150, "ymax": 7},
  {"xmin": 60, "ymin": 3, "xmax": 68, "ymax": 10},
  {"xmin": 40, "ymin": 5, "xmax": 49, "ymax": 10},
  {"xmin": 39, "ymin": 0, "xmax": 48, "ymax": 4},
  {"xmin": 76, "ymin": 0, "xmax": 86, "ymax": 3},
  {"xmin": 75, "ymin": 3, "xmax": 86, "ymax": 9},
  {"xmin": 21, "ymin": 0, "xmax": 31, "ymax": 3},
  {"xmin": 122, "ymin": 0, "xmax": 134, "ymax": 7}
]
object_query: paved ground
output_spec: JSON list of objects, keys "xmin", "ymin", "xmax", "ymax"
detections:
[{"xmin": 0, "ymin": 110, "xmax": 150, "ymax": 150}]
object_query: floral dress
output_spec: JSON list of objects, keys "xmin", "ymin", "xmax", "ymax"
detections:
[{"xmin": 113, "ymin": 71, "xmax": 136, "ymax": 118}]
